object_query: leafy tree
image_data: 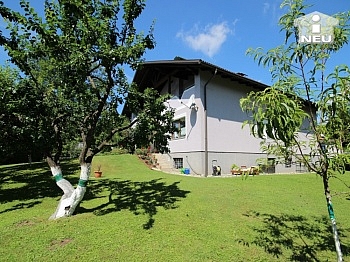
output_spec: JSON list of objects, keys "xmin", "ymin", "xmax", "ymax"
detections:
[
  {"xmin": 0, "ymin": 0, "xmax": 174, "ymax": 219},
  {"xmin": 240, "ymin": 0, "xmax": 350, "ymax": 260},
  {"xmin": 0, "ymin": 65, "xmax": 43, "ymax": 164}
]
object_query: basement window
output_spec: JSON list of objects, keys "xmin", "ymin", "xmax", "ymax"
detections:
[
  {"xmin": 173, "ymin": 158, "xmax": 183, "ymax": 169},
  {"xmin": 172, "ymin": 117, "xmax": 186, "ymax": 139}
]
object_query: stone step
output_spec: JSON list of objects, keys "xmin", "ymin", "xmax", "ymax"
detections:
[{"xmin": 152, "ymin": 153, "xmax": 180, "ymax": 174}]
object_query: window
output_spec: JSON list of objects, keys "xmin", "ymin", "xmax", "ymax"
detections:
[
  {"xmin": 296, "ymin": 161, "xmax": 307, "ymax": 173},
  {"xmin": 173, "ymin": 158, "xmax": 183, "ymax": 169},
  {"xmin": 172, "ymin": 117, "xmax": 186, "ymax": 139},
  {"xmin": 266, "ymin": 158, "xmax": 276, "ymax": 173}
]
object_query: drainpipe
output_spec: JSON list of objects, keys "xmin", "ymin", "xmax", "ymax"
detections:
[{"xmin": 203, "ymin": 68, "xmax": 217, "ymax": 177}]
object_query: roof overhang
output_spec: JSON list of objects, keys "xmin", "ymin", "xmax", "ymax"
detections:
[
  {"xmin": 133, "ymin": 58, "xmax": 269, "ymax": 92},
  {"xmin": 124, "ymin": 58, "xmax": 316, "ymax": 116}
]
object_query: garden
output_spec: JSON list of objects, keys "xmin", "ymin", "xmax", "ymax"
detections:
[{"xmin": 1, "ymin": 154, "xmax": 350, "ymax": 261}]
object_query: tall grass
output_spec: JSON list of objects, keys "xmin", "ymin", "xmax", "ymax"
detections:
[{"xmin": 1, "ymin": 154, "xmax": 350, "ymax": 261}]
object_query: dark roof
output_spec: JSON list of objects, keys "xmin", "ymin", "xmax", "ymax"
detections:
[{"xmin": 133, "ymin": 58, "xmax": 269, "ymax": 91}]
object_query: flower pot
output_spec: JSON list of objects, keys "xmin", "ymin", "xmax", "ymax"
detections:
[
  {"xmin": 94, "ymin": 171, "xmax": 102, "ymax": 178},
  {"xmin": 231, "ymin": 169, "xmax": 241, "ymax": 175}
]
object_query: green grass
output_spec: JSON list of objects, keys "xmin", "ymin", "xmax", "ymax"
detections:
[{"xmin": 1, "ymin": 154, "xmax": 350, "ymax": 261}]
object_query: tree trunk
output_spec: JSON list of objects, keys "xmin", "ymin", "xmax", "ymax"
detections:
[
  {"xmin": 323, "ymin": 174, "xmax": 343, "ymax": 262},
  {"xmin": 49, "ymin": 163, "xmax": 91, "ymax": 219}
]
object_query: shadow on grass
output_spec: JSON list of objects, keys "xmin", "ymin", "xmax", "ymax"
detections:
[
  {"xmin": 242, "ymin": 211, "xmax": 350, "ymax": 261},
  {"xmin": 78, "ymin": 178, "xmax": 191, "ymax": 229},
  {"xmin": 0, "ymin": 160, "xmax": 79, "ymax": 211},
  {"xmin": 0, "ymin": 200, "xmax": 43, "ymax": 214},
  {"xmin": 1, "ymin": 162, "xmax": 190, "ymax": 229}
]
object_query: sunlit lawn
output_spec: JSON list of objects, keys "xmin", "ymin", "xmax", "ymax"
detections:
[{"xmin": 1, "ymin": 154, "xmax": 350, "ymax": 261}]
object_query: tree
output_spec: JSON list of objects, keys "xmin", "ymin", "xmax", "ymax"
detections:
[
  {"xmin": 0, "ymin": 0, "xmax": 174, "ymax": 219},
  {"xmin": 0, "ymin": 65, "xmax": 43, "ymax": 164},
  {"xmin": 240, "ymin": 1, "xmax": 350, "ymax": 260}
]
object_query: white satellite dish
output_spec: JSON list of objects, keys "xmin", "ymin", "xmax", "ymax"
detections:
[
  {"xmin": 181, "ymin": 94, "xmax": 197, "ymax": 110},
  {"xmin": 187, "ymin": 94, "xmax": 195, "ymax": 108}
]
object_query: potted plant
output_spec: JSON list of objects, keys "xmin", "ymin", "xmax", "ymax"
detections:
[
  {"xmin": 231, "ymin": 164, "xmax": 240, "ymax": 175},
  {"xmin": 250, "ymin": 166, "xmax": 260, "ymax": 176},
  {"xmin": 94, "ymin": 164, "xmax": 102, "ymax": 178}
]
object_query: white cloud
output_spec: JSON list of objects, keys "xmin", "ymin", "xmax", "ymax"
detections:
[
  {"xmin": 263, "ymin": 3, "xmax": 270, "ymax": 14},
  {"xmin": 176, "ymin": 21, "xmax": 233, "ymax": 58},
  {"xmin": 263, "ymin": 1, "xmax": 282, "ymax": 25}
]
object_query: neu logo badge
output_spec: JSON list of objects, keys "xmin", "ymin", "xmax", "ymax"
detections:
[{"xmin": 294, "ymin": 11, "xmax": 339, "ymax": 44}]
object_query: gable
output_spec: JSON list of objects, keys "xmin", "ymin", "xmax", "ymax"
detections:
[{"xmin": 133, "ymin": 59, "xmax": 269, "ymax": 93}]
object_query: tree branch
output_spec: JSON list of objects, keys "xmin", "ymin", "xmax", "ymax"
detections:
[
  {"xmin": 87, "ymin": 61, "xmax": 102, "ymax": 75},
  {"xmin": 88, "ymin": 75, "xmax": 101, "ymax": 100},
  {"xmin": 292, "ymin": 136, "xmax": 317, "ymax": 173},
  {"xmin": 52, "ymin": 114, "xmax": 66, "ymax": 163},
  {"xmin": 81, "ymin": 68, "xmax": 115, "ymax": 164},
  {"xmin": 92, "ymin": 118, "xmax": 138, "ymax": 156}
]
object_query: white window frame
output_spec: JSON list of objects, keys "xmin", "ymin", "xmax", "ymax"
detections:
[
  {"xmin": 172, "ymin": 116, "xmax": 186, "ymax": 140},
  {"xmin": 173, "ymin": 158, "xmax": 184, "ymax": 169}
]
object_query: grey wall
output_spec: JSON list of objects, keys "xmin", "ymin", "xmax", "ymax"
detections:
[
  {"xmin": 203, "ymin": 71, "xmax": 264, "ymax": 154},
  {"xmin": 165, "ymin": 70, "xmax": 313, "ymax": 176}
]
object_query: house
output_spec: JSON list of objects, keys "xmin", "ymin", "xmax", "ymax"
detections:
[{"xmin": 129, "ymin": 57, "xmax": 312, "ymax": 176}]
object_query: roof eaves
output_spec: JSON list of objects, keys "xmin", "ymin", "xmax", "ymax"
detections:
[{"xmin": 139, "ymin": 59, "xmax": 269, "ymax": 90}]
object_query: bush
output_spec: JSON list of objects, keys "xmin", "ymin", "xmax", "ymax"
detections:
[
  {"xmin": 101, "ymin": 147, "xmax": 130, "ymax": 156},
  {"xmin": 134, "ymin": 148, "xmax": 148, "ymax": 156}
]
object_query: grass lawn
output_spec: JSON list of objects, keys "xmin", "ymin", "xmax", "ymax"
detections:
[{"xmin": 1, "ymin": 154, "xmax": 350, "ymax": 261}]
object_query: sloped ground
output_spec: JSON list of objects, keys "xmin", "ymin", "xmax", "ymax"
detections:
[{"xmin": 1, "ymin": 154, "xmax": 350, "ymax": 261}]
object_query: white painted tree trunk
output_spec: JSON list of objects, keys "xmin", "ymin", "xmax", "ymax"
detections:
[
  {"xmin": 328, "ymin": 201, "xmax": 343, "ymax": 262},
  {"xmin": 49, "ymin": 164, "xmax": 91, "ymax": 219},
  {"xmin": 332, "ymin": 218, "xmax": 343, "ymax": 262}
]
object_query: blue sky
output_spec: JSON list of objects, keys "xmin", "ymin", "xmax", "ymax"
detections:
[{"xmin": 1, "ymin": 0, "xmax": 349, "ymax": 86}]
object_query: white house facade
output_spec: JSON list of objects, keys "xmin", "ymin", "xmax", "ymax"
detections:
[{"xmin": 130, "ymin": 58, "xmax": 313, "ymax": 176}]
